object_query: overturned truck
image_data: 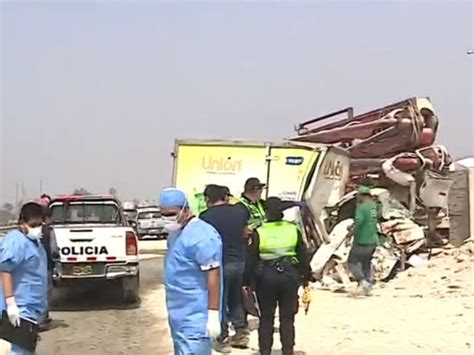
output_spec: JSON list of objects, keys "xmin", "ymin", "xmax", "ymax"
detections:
[{"xmin": 295, "ymin": 97, "xmax": 454, "ymax": 288}]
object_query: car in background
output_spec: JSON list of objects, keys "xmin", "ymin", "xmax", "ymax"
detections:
[
  {"xmin": 122, "ymin": 201, "xmax": 138, "ymax": 223},
  {"xmin": 136, "ymin": 206, "xmax": 167, "ymax": 240}
]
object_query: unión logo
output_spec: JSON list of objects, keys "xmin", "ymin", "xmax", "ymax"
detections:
[
  {"xmin": 285, "ymin": 156, "xmax": 304, "ymax": 166},
  {"xmin": 202, "ymin": 156, "xmax": 242, "ymax": 173},
  {"xmin": 323, "ymin": 159, "xmax": 343, "ymax": 180}
]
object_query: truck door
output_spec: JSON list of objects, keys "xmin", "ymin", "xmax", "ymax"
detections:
[
  {"xmin": 302, "ymin": 146, "xmax": 351, "ymax": 246},
  {"xmin": 265, "ymin": 145, "xmax": 320, "ymax": 201}
]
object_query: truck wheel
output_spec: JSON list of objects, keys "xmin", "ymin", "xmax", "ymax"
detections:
[{"xmin": 122, "ymin": 274, "xmax": 140, "ymax": 304}]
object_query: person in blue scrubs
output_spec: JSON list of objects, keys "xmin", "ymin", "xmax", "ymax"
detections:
[
  {"xmin": 160, "ymin": 188, "xmax": 222, "ymax": 355},
  {"xmin": 0, "ymin": 202, "xmax": 48, "ymax": 355}
]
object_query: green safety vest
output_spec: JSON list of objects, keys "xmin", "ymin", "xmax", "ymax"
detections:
[
  {"xmin": 240, "ymin": 198, "xmax": 266, "ymax": 230},
  {"xmin": 257, "ymin": 221, "xmax": 299, "ymax": 261}
]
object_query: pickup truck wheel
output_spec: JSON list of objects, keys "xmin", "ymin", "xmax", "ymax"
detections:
[{"xmin": 122, "ymin": 274, "xmax": 140, "ymax": 304}]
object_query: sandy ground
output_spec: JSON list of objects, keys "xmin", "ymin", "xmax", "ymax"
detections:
[
  {"xmin": 37, "ymin": 241, "xmax": 473, "ymax": 355},
  {"xmin": 37, "ymin": 255, "xmax": 174, "ymax": 355}
]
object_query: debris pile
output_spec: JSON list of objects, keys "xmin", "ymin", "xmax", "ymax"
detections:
[
  {"xmin": 309, "ymin": 187, "xmax": 470, "ymax": 292},
  {"xmin": 293, "ymin": 97, "xmax": 453, "ymax": 242},
  {"xmin": 292, "ymin": 97, "xmax": 468, "ymax": 291}
]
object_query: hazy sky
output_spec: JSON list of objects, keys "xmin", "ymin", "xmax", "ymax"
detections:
[{"xmin": 1, "ymin": 1, "xmax": 473, "ymax": 203}]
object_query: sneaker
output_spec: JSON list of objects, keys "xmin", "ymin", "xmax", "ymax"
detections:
[
  {"xmin": 361, "ymin": 280, "xmax": 372, "ymax": 296},
  {"xmin": 213, "ymin": 339, "xmax": 232, "ymax": 353},
  {"xmin": 230, "ymin": 331, "xmax": 249, "ymax": 349}
]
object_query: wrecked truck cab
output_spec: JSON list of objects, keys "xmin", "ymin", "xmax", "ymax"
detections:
[{"xmin": 298, "ymin": 145, "xmax": 351, "ymax": 251}]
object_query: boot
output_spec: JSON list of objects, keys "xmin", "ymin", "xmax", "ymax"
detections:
[{"xmin": 230, "ymin": 330, "xmax": 249, "ymax": 349}]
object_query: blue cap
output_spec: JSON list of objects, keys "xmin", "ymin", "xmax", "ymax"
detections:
[{"xmin": 160, "ymin": 188, "xmax": 188, "ymax": 208}]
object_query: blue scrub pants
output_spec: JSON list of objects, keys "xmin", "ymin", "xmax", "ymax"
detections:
[
  {"xmin": 172, "ymin": 330, "xmax": 212, "ymax": 355},
  {"xmin": 12, "ymin": 344, "xmax": 33, "ymax": 355}
]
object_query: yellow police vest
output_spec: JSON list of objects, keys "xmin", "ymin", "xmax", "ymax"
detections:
[
  {"xmin": 257, "ymin": 221, "xmax": 299, "ymax": 261},
  {"xmin": 240, "ymin": 198, "xmax": 266, "ymax": 230}
]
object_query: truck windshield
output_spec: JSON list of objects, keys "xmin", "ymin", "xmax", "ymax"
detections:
[
  {"xmin": 50, "ymin": 202, "xmax": 121, "ymax": 224},
  {"xmin": 138, "ymin": 211, "xmax": 161, "ymax": 220}
]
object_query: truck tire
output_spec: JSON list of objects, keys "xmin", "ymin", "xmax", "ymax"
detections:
[{"xmin": 122, "ymin": 274, "xmax": 140, "ymax": 304}]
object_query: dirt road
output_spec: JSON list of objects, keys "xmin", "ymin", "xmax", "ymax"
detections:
[
  {"xmin": 37, "ymin": 245, "xmax": 473, "ymax": 355},
  {"xmin": 37, "ymin": 256, "xmax": 173, "ymax": 355}
]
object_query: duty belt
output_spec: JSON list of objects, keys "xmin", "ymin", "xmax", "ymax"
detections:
[{"xmin": 262, "ymin": 257, "xmax": 298, "ymax": 273}]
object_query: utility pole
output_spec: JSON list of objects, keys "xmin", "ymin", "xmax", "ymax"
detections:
[
  {"xmin": 21, "ymin": 183, "xmax": 26, "ymax": 203},
  {"xmin": 15, "ymin": 183, "xmax": 19, "ymax": 212}
]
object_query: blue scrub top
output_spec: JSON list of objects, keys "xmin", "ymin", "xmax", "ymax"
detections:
[
  {"xmin": 0, "ymin": 230, "xmax": 48, "ymax": 322},
  {"xmin": 164, "ymin": 218, "xmax": 222, "ymax": 336}
]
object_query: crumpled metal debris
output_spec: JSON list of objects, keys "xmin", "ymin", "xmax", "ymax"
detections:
[
  {"xmin": 292, "ymin": 97, "xmax": 453, "ymax": 242},
  {"xmin": 312, "ymin": 188, "xmax": 429, "ymax": 290}
]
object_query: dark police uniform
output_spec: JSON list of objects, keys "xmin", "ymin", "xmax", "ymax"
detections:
[{"xmin": 244, "ymin": 220, "xmax": 310, "ymax": 355}]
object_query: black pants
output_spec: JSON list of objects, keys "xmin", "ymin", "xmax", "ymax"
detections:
[
  {"xmin": 348, "ymin": 244, "xmax": 376, "ymax": 283},
  {"xmin": 256, "ymin": 266, "xmax": 299, "ymax": 355}
]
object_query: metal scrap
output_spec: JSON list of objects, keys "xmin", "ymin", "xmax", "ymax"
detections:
[
  {"xmin": 311, "ymin": 188, "xmax": 430, "ymax": 290},
  {"xmin": 292, "ymin": 97, "xmax": 453, "ymax": 242}
]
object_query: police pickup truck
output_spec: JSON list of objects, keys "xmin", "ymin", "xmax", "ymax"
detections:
[{"xmin": 49, "ymin": 195, "xmax": 139, "ymax": 304}]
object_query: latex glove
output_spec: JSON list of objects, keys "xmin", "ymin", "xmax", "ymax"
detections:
[
  {"xmin": 6, "ymin": 297, "xmax": 20, "ymax": 327},
  {"xmin": 207, "ymin": 310, "xmax": 220, "ymax": 339}
]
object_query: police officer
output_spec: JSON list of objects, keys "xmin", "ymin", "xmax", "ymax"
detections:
[
  {"xmin": 238, "ymin": 178, "xmax": 304, "ymax": 233},
  {"xmin": 238, "ymin": 178, "xmax": 266, "ymax": 231},
  {"xmin": 243, "ymin": 197, "xmax": 310, "ymax": 355}
]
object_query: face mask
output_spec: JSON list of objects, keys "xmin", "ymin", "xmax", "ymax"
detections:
[
  {"xmin": 163, "ymin": 220, "xmax": 182, "ymax": 234},
  {"xmin": 162, "ymin": 207, "xmax": 185, "ymax": 234},
  {"xmin": 27, "ymin": 226, "xmax": 43, "ymax": 240}
]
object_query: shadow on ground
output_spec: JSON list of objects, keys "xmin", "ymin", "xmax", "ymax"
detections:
[
  {"xmin": 248, "ymin": 350, "xmax": 306, "ymax": 355},
  {"xmin": 50, "ymin": 257, "xmax": 163, "ymax": 312},
  {"xmin": 39, "ymin": 319, "xmax": 69, "ymax": 333},
  {"xmin": 50, "ymin": 283, "xmax": 142, "ymax": 312}
]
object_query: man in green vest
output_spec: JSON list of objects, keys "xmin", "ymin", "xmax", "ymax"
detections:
[
  {"xmin": 243, "ymin": 197, "xmax": 311, "ymax": 355},
  {"xmin": 238, "ymin": 177, "xmax": 267, "ymax": 232}
]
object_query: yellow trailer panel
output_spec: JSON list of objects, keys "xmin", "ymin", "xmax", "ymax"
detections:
[{"xmin": 172, "ymin": 139, "xmax": 320, "ymax": 214}]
